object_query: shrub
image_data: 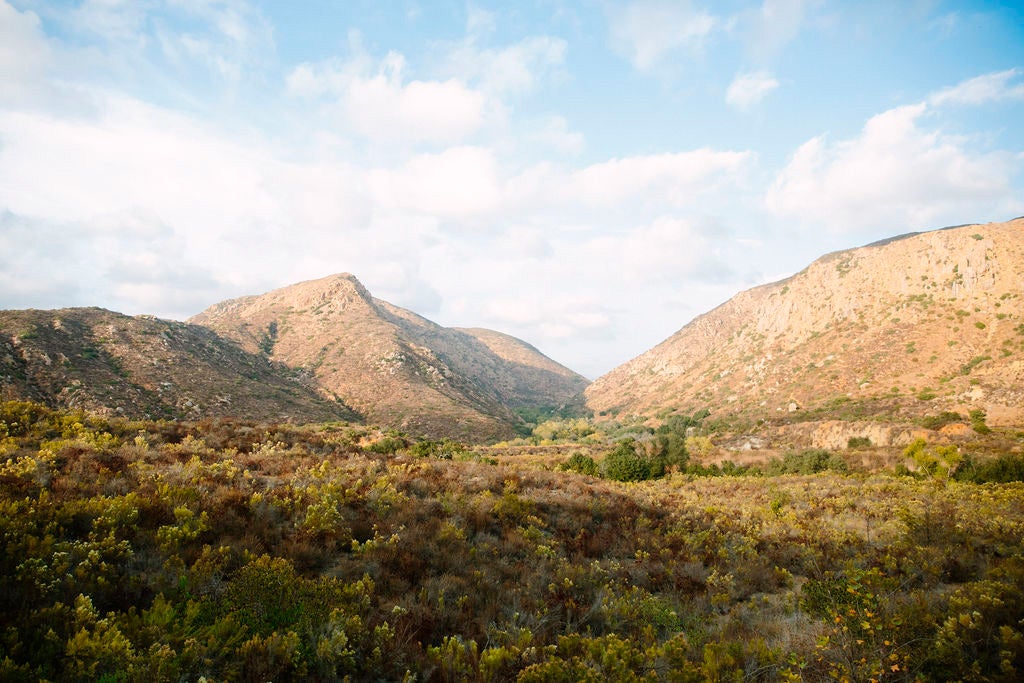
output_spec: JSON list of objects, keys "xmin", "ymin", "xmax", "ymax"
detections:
[
  {"xmin": 957, "ymin": 453, "xmax": 1024, "ymax": 483},
  {"xmin": 960, "ymin": 355, "xmax": 991, "ymax": 375},
  {"xmin": 685, "ymin": 435, "xmax": 716, "ymax": 458},
  {"xmin": 0, "ymin": 401, "xmax": 52, "ymax": 437},
  {"xmin": 969, "ymin": 409, "xmax": 991, "ymax": 435},
  {"xmin": 408, "ymin": 439, "xmax": 466, "ymax": 459},
  {"xmin": 763, "ymin": 449, "xmax": 848, "ymax": 475},
  {"xmin": 847, "ymin": 436, "xmax": 872, "ymax": 449},
  {"xmin": 366, "ymin": 435, "xmax": 407, "ymax": 454},
  {"xmin": 560, "ymin": 453, "xmax": 599, "ymax": 477},
  {"xmin": 920, "ymin": 411, "xmax": 963, "ymax": 430},
  {"xmin": 602, "ymin": 441, "xmax": 652, "ymax": 482}
]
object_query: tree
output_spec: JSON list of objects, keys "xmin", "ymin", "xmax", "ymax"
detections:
[{"xmin": 904, "ymin": 438, "xmax": 962, "ymax": 482}]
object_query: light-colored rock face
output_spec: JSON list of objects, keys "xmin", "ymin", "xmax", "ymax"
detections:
[
  {"xmin": 586, "ymin": 218, "xmax": 1024, "ymax": 426},
  {"xmin": 191, "ymin": 273, "xmax": 589, "ymax": 440}
]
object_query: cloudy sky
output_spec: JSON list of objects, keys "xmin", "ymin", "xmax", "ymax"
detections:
[{"xmin": 1, "ymin": 1, "xmax": 1022, "ymax": 378}]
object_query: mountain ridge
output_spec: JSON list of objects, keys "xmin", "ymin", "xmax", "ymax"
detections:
[
  {"xmin": 189, "ymin": 273, "xmax": 589, "ymax": 439},
  {"xmin": 586, "ymin": 218, "xmax": 1024, "ymax": 432},
  {"xmin": 1, "ymin": 274, "xmax": 589, "ymax": 439},
  {"xmin": 0, "ymin": 307, "xmax": 358, "ymax": 423}
]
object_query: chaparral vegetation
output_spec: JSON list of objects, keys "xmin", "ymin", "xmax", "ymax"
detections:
[{"xmin": 1, "ymin": 400, "xmax": 1023, "ymax": 681}]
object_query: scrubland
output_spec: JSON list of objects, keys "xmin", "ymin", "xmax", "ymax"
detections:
[{"xmin": 1, "ymin": 401, "xmax": 1023, "ymax": 681}]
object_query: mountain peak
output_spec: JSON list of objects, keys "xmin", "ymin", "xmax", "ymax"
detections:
[{"xmin": 190, "ymin": 275, "xmax": 589, "ymax": 439}]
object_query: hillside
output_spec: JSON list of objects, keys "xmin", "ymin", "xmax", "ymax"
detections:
[
  {"xmin": 189, "ymin": 273, "xmax": 589, "ymax": 440},
  {"xmin": 586, "ymin": 218, "xmax": 1024, "ymax": 434},
  {"xmin": 0, "ymin": 308, "xmax": 358, "ymax": 423}
]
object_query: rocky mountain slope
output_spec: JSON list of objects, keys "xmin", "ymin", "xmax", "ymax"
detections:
[
  {"xmin": 189, "ymin": 273, "xmax": 589, "ymax": 440},
  {"xmin": 586, "ymin": 218, "xmax": 1024, "ymax": 431},
  {"xmin": 0, "ymin": 308, "xmax": 358, "ymax": 423}
]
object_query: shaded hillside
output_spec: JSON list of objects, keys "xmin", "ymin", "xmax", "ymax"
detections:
[
  {"xmin": 456, "ymin": 327, "xmax": 589, "ymax": 411},
  {"xmin": 190, "ymin": 274, "xmax": 589, "ymax": 440},
  {"xmin": 0, "ymin": 308, "xmax": 358, "ymax": 423},
  {"xmin": 587, "ymin": 218, "xmax": 1024, "ymax": 428}
]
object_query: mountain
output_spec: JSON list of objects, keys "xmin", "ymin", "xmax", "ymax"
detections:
[
  {"xmin": 189, "ymin": 273, "xmax": 589, "ymax": 440},
  {"xmin": 0, "ymin": 308, "xmax": 358, "ymax": 423},
  {"xmin": 586, "ymin": 218, "xmax": 1024, "ymax": 432}
]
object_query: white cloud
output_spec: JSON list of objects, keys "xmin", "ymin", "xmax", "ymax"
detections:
[
  {"xmin": 288, "ymin": 49, "xmax": 487, "ymax": 145},
  {"xmin": 0, "ymin": 92, "xmax": 377, "ymax": 314},
  {"xmin": 766, "ymin": 103, "xmax": 1020, "ymax": 232},
  {"xmin": 0, "ymin": 0, "xmax": 51, "ymax": 103},
  {"xmin": 60, "ymin": 0, "xmax": 274, "ymax": 85},
  {"xmin": 67, "ymin": 0, "xmax": 148, "ymax": 46},
  {"xmin": 440, "ymin": 35, "xmax": 567, "ymax": 96},
  {"xmin": 747, "ymin": 0, "xmax": 811, "ymax": 61},
  {"xmin": 609, "ymin": 0, "xmax": 717, "ymax": 71},
  {"xmin": 465, "ymin": 5, "xmax": 497, "ymax": 37},
  {"xmin": 366, "ymin": 146, "xmax": 502, "ymax": 218},
  {"xmin": 565, "ymin": 149, "xmax": 752, "ymax": 207},
  {"xmin": 582, "ymin": 216, "xmax": 734, "ymax": 285},
  {"xmin": 528, "ymin": 115, "xmax": 585, "ymax": 155},
  {"xmin": 0, "ymin": 209, "xmax": 219, "ymax": 317},
  {"xmin": 495, "ymin": 226, "xmax": 552, "ymax": 260},
  {"xmin": 482, "ymin": 292, "xmax": 612, "ymax": 340},
  {"xmin": 285, "ymin": 32, "xmax": 370, "ymax": 98},
  {"xmin": 928, "ymin": 68, "xmax": 1024, "ymax": 106},
  {"xmin": 726, "ymin": 71, "xmax": 779, "ymax": 109},
  {"xmin": 348, "ymin": 62, "xmax": 486, "ymax": 144}
]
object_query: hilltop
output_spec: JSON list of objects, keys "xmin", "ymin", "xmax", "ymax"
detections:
[
  {"xmin": 586, "ymin": 218, "xmax": 1024, "ymax": 443},
  {"xmin": 190, "ymin": 273, "xmax": 589, "ymax": 440}
]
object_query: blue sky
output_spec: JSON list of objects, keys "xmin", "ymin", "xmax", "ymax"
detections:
[{"xmin": 1, "ymin": 1, "xmax": 1022, "ymax": 378}]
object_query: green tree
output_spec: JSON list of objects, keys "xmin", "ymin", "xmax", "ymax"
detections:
[{"xmin": 904, "ymin": 438, "xmax": 962, "ymax": 481}]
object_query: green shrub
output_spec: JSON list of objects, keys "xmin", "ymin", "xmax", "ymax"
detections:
[
  {"xmin": 763, "ymin": 449, "xmax": 848, "ymax": 475},
  {"xmin": 847, "ymin": 436, "xmax": 872, "ymax": 449},
  {"xmin": 968, "ymin": 409, "xmax": 991, "ymax": 435},
  {"xmin": 920, "ymin": 411, "xmax": 963, "ymax": 430},
  {"xmin": 560, "ymin": 453, "xmax": 599, "ymax": 477},
  {"xmin": 957, "ymin": 453, "xmax": 1024, "ymax": 483},
  {"xmin": 366, "ymin": 435, "xmax": 408, "ymax": 454},
  {"xmin": 602, "ymin": 441, "xmax": 652, "ymax": 482},
  {"xmin": 408, "ymin": 438, "xmax": 466, "ymax": 459},
  {"xmin": 960, "ymin": 355, "xmax": 991, "ymax": 375}
]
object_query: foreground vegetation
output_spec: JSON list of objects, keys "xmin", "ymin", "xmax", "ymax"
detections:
[{"xmin": 2, "ymin": 401, "xmax": 1024, "ymax": 681}]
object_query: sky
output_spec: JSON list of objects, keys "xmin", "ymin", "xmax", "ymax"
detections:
[{"xmin": 1, "ymin": 1, "xmax": 1022, "ymax": 379}]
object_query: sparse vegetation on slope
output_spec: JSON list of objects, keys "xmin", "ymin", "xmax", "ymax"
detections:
[
  {"xmin": 587, "ymin": 219, "xmax": 1024, "ymax": 436},
  {"xmin": 0, "ymin": 309, "xmax": 358, "ymax": 423},
  {"xmin": 190, "ymin": 274, "xmax": 589, "ymax": 441}
]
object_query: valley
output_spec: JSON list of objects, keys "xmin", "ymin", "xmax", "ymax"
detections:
[{"xmin": 1, "ymin": 218, "xmax": 1023, "ymax": 680}]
